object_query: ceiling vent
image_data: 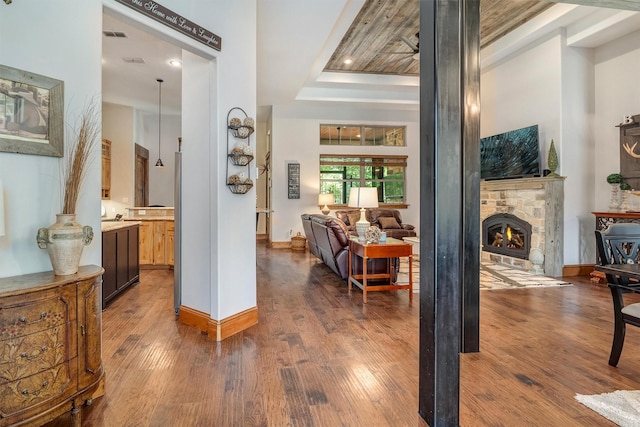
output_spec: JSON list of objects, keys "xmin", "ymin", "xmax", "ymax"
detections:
[
  {"xmin": 103, "ymin": 31, "xmax": 127, "ymax": 38},
  {"xmin": 122, "ymin": 57, "xmax": 146, "ymax": 64}
]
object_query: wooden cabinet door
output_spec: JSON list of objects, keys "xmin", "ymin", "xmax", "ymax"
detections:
[
  {"xmin": 138, "ymin": 221, "xmax": 154, "ymax": 265},
  {"xmin": 128, "ymin": 225, "xmax": 140, "ymax": 282},
  {"xmin": 166, "ymin": 221, "xmax": 175, "ymax": 266},
  {"xmin": 153, "ymin": 221, "xmax": 166, "ymax": 265},
  {"xmin": 101, "ymin": 230, "xmax": 117, "ymax": 304},
  {"xmin": 76, "ymin": 276, "xmax": 103, "ymax": 390},
  {"xmin": 116, "ymin": 228, "xmax": 129, "ymax": 289}
]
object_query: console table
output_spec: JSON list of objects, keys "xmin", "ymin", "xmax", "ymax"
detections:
[
  {"xmin": 591, "ymin": 211, "xmax": 640, "ymax": 283},
  {"xmin": 0, "ymin": 265, "xmax": 104, "ymax": 426},
  {"xmin": 348, "ymin": 237, "xmax": 413, "ymax": 303},
  {"xmin": 593, "ymin": 211, "xmax": 640, "ymax": 231}
]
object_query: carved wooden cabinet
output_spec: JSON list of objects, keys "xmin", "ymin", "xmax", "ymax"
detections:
[{"xmin": 0, "ymin": 265, "xmax": 104, "ymax": 426}]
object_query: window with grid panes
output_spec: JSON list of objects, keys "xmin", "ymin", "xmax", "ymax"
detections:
[{"xmin": 319, "ymin": 155, "xmax": 407, "ymax": 206}]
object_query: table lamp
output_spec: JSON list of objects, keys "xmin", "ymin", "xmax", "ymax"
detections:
[
  {"xmin": 348, "ymin": 187, "xmax": 379, "ymax": 240},
  {"xmin": 318, "ymin": 193, "xmax": 334, "ymax": 215}
]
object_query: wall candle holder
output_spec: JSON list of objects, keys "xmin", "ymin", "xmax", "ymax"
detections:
[{"xmin": 226, "ymin": 107, "xmax": 255, "ymax": 194}]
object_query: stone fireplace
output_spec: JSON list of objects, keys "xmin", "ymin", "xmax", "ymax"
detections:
[{"xmin": 480, "ymin": 176, "xmax": 565, "ymax": 276}]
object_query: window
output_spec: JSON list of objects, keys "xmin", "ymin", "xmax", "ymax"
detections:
[
  {"xmin": 320, "ymin": 124, "xmax": 405, "ymax": 146},
  {"xmin": 320, "ymin": 155, "xmax": 407, "ymax": 206}
]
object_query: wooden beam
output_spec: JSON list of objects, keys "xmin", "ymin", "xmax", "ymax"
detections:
[
  {"xmin": 541, "ymin": 0, "xmax": 640, "ymax": 11},
  {"xmin": 419, "ymin": 0, "xmax": 481, "ymax": 424}
]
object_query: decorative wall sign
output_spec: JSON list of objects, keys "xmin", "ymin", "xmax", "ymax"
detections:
[
  {"xmin": 115, "ymin": 0, "xmax": 221, "ymax": 51},
  {"xmin": 0, "ymin": 64, "xmax": 64, "ymax": 157},
  {"xmin": 287, "ymin": 162, "xmax": 300, "ymax": 199}
]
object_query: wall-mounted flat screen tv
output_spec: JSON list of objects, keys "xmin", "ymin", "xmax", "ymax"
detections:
[{"xmin": 480, "ymin": 124, "xmax": 541, "ymax": 180}]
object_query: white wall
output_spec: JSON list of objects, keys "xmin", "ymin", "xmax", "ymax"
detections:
[
  {"xmin": 270, "ymin": 104, "xmax": 420, "ymax": 243},
  {"xmin": 143, "ymin": 112, "xmax": 180, "ymax": 207},
  {"xmin": 561, "ymin": 42, "xmax": 595, "ymax": 266},
  {"xmin": 0, "ymin": 1, "xmax": 103, "ymax": 277},
  {"xmin": 480, "ymin": 33, "xmax": 595, "ymax": 267},
  {"xmin": 594, "ymin": 29, "xmax": 640, "ymax": 211},
  {"xmin": 102, "ymin": 102, "xmax": 134, "ymax": 217},
  {"xmin": 481, "ymin": 34, "xmax": 563, "ymax": 154},
  {"xmin": 0, "ymin": 0, "xmax": 257, "ymax": 324}
]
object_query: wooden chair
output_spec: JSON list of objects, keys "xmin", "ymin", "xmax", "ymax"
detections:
[{"xmin": 595, "ymin": 222, "xmax": 640, "ymax": 366}]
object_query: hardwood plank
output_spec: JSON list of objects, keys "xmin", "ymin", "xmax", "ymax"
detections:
[{"xmin": 40, "ymin": 242, "xmax": 640, "ymax": 426}]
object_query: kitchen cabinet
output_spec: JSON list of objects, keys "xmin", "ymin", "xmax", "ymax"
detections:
[
  {"xmin": 134, "ymin": 220, "xmax": 174, "ymax": 267},
  {"xmin": 101, "ymin": 139, "xmax": 111, "ymax": 199},
  {"xmin": 102, "ymin": 223, "xmax": 140, "ymax": 308},
  {"xmin": 0, "ymin": 265, "xmax": 104, "ymax": 427},
  {"xmin": 166, "ymin": 220, "xmax": 175, "ymax": 267}
]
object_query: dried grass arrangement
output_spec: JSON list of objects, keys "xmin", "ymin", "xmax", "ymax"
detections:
[{"xmin": 61, "ymin": 100, "xmax": 100, "ymax": 214}]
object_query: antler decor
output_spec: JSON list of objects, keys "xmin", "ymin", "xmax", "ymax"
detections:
[{"xmin": 623, "ymin": 141, "xmax": 640, "ymax": 159}]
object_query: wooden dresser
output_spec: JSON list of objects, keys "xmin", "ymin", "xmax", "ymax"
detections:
[{"xmin": 0, "ymin": 265, "xmax": 104, "ymax": 426}]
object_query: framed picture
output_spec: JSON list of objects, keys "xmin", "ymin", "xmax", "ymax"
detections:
[
  {"xmin": 287, "ymin": 162, "xmax": 300, "ymax": 199},
  {"xmin": 0, "ymin": 64, "xmax": 64, "ymax": 157}
]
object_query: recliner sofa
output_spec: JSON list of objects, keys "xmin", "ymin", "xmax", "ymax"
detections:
[
  {"xmin": 334, "ymin": 208, "xmax": 417, "ymax": 239},
  {"xmin": 301, "ymin": 213, "xmax": 396, "ymax": 280}
]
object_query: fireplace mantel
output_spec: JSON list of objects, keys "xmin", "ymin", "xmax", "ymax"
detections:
[{"xmin": 480, "ymin": 176, "xmax": 565, "ymax": 276}]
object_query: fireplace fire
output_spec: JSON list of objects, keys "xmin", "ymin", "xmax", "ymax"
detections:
[{"xmin": 482, "ymin": 213, "xmax": 532, "ymax": 259}]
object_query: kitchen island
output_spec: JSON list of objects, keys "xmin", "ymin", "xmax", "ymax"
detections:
[{"xmin": 101, "ymin": 220, "xmax": 140, "ymax": 308}]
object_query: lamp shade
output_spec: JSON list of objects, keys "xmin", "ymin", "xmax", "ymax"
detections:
[
  {"xmin": 318, "ymin": 193, "xmax": 334, "ymax": 215},
  {"xmin": 0, "ymin": 180, "xmax": 5, "ymax": 236},
  {"xmin": 318, "ymin": 193, "xmax": 334, "ymax": 206},
  {"xmin": 348, "ymin": 187, "xmax": 379, "ymax": 208}
]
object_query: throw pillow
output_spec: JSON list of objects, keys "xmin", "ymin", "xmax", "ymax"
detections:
[
  {"xmin": 348, "ymin": 212, "xmax": 361, "ymax": 227},
  {"xmin": 379, "ymin": 216, "xmax": 401, "ymax": 229}
]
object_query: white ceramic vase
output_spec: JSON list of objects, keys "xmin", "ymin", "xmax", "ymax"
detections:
[
  {"xmin": 610, "ymin": 183, "xmax": 621, "ymax": 211},
  {"xmin": 37, "ymin": 213, "xmax": 93, "ymax": 275}
]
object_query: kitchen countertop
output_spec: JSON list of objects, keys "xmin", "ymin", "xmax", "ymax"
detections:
[
  {"xmin": 101, "ymin": 221, "xmax": 141, "ymax": 232},
  {"xmin": 124, "ymin": 217, "xmax": 174, "ymax": 221}
]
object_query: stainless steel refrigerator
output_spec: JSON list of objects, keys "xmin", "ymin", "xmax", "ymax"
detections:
[{"xmin": 173, "ymin": 138, "xmax": 182, "ymax": 315}]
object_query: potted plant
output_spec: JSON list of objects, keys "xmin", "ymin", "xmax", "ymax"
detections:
[{"xmin": 36, "ymin": 100, "xmax": 100, "ymax": 275}]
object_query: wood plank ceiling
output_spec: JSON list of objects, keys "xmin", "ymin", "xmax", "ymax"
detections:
[{"xmin": 324, "ymin": 0, "xmax": 553, "ymax": 76}]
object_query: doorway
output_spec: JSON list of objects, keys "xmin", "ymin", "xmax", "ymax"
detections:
[{"xmin": 134, "ymin": 143, "xmax": 149, "ymax": 207}]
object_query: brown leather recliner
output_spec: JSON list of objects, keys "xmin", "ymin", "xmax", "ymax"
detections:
[
  {"xmin": 300, "ymin": 214, "xmax": 396, "ymax": 280},
  {"xmin": 335, "ymin": 208, "xmax": 417, "ymax": 239}
]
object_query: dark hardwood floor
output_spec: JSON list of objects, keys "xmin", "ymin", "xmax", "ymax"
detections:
[{"xmin": 63, "ymin": 242, "xmax": 640, "ymax": 426}]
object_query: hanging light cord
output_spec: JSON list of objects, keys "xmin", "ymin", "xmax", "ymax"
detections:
[{"xmin": 156, "ymin": 78, "xmax": 164, "ymax": 167}]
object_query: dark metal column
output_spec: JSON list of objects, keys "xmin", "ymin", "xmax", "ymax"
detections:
[
  {"xmin": 461, "ymin": 0, "xmax": 481, "ymax": 353},
  {"xmin": 418, "ymin": 0, "xmax": 480, "ymax": 425}
]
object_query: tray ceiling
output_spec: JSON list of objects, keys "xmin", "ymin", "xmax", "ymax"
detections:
[{"xmin": 324, "ymin": 0, "xmax": 554, "ymax": 76}]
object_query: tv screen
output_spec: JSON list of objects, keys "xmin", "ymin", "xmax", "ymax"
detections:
[{"xmin": 480, "ymin": 124, "xmax": 541, "ymax": 180}]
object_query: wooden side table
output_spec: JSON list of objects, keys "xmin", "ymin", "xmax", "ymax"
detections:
[{"xmin": 348, "ymin": 237, "xmax": 413, "ymax": 303}]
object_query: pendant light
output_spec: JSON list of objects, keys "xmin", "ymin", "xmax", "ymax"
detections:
[{"xmin": 155, "ymin": 78, "xmax": 164, "ymax": 168}]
